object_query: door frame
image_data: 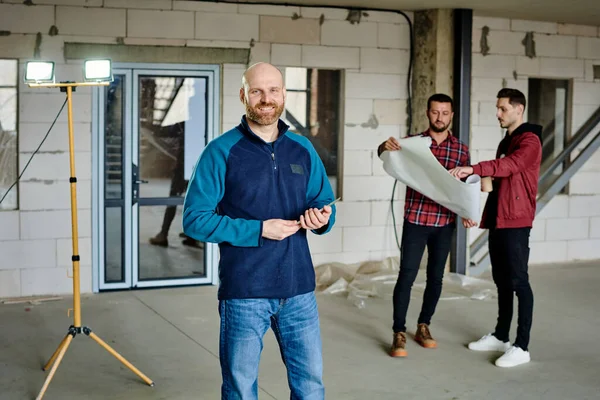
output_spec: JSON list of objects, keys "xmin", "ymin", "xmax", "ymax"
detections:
[{"xmin": 91, "ymin": 62, "xmax": 221, "ymax": 292}]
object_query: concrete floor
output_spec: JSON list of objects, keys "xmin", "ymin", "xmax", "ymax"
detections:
[{"xmin": 1, "ymin": 261, "xmax": 599, "ymax": 400}]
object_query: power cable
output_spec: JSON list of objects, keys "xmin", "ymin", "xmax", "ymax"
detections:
[{"xmin": 0, "ymin": 98, "xmax": 68, "ymax": 206}]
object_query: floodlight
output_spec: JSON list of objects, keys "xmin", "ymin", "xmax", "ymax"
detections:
[
  {"xmin": 24, "ymin": 61, "xmax": 55, "ymax": 84},
  {"xmin": 24, "ymin": 57, "xmax": 152, "ymax": 400},
  {"xmin": 83, "ymin": 59, "xmax": 113, "ymax": 82}
]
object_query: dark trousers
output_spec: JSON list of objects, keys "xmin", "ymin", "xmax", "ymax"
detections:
[
  {"xmin": 489, "ymin": 227, "xmax": 533, "ymax": 351},
  {"xmin": 159, "ymin": 149, "xmax": 188, "ymax": 237},
  {"xmin": 392, "ymin": 221, "xmax": 455, "ymax": 333}
]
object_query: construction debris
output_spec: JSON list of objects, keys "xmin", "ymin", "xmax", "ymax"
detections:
[{"xmin": 316, "ymin": 257, "xmax": 496, "ymax": 309}]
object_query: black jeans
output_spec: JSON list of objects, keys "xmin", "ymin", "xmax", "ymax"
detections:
[
  {"xmin": 489, "ymin": 227, "xmax": 533, "ymax": 351},
  {"xmin": 392, "ymin": 221, "xmax": 455, "ymax": 333}
]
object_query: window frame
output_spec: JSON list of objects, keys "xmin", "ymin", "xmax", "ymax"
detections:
[
  {"xmin": 283, "ymin": 67, "xmax": 344, "ymax": 198},
  {"xmin": 0, "ymin": 58, "xmax": 19, "ymax": 211},
  {"xmin": 527, "ymin": 77, "xmax": 573, "ymax": 195}
]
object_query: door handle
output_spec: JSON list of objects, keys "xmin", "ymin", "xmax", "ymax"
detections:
[{"xmin": 132, "ymin": 164, "xmax": 145, "ymax": 204}]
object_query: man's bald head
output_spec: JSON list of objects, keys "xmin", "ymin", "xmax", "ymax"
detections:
[
  {"xmin": 241, "ymin": 62, "xmax": 284, "ymax": 93},
  {"xmin": 240, "ymin": 62, "xmax": 286, "ymax": 127}
]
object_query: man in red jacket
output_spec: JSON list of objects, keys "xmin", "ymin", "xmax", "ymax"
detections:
[{"xmin": 449, "ymin": 88, "xmax": 542, "ymax": 368}]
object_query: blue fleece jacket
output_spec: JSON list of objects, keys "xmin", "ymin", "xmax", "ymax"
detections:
[{"xmin": 183, "ymin": 116, "xmax": 336, "ymax": 300}]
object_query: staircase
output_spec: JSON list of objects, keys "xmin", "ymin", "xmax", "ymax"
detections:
[
  {"xmin": 138, "ymin": 77, "xmax": 185, "ymax": 168},
  {"xmin": 105, "ymin": 135, "xmax": 123, "ymax": 194},
  {"xmin": 104, "ymin": 79, "xmax": 124, "ymax": 199},
  {"xmin": 469, "ymin": 106, "xmax": 600, "ymax": 276}
]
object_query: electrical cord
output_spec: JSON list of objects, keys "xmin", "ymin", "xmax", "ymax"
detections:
[
  {"xmin": 0, "ymin": 98, "xmax": 68, "ymax": 206},
  {"xmin": 389, "ymin": 13, "xmax": 413, "ymax": 252}
]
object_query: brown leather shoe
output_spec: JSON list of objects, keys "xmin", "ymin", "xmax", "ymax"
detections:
[
  {"xmin": 149, "ymin": 235, "xmax": 168, "ymax": 247},
  {"xmin": 390, "ymin": 332, "xmax": 407, "ymax": 357},
  {"xmin": 415, "ymin": 323, "xmax": 437, "ymax": 348}
]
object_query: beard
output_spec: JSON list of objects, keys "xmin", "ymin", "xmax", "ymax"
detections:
[
  {"xmin": 430, "ymin": 120, "xmax": 450, "ymax": 133},
  {"xmin": 246, "ymin": 101, "xmax": 285, "ymax": 126}
]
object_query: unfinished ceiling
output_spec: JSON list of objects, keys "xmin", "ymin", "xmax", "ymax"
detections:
[{"xmin": 225, "ymin": 0, "xmax": 600, "ymax": 26}]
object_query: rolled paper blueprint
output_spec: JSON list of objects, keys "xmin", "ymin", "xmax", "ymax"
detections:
[{"xmin": 381, "ymin": 136, "xmax": 481, "ymax": 222}]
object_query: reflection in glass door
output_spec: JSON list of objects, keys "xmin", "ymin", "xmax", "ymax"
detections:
[
  {"xmin": 93, "ymin": 64, "xmax": 220, "ymax": 291},
  {"xmin": 134, "ymin": 73, "xmax": 209, "ymax": 285}
]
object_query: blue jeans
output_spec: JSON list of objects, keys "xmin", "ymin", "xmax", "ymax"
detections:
[{"xmin": 219, "ymin": 292, "xmax": 324, "ymax": 400}]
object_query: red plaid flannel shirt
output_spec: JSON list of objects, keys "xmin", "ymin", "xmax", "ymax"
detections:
[{"xmin": 404, "ymin": 130, "xmax": 471, "ymax": 227}]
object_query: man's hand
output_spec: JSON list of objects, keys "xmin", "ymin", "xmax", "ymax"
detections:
[
  {"xmin": 262, "ymin": 219, "xmax": 300, "ymax": 240},
  {"xmin": 449, "ymin": 166, "xmax": 474, "ymax": 179},
  {"xmin": 380, "ymin": 137, "xmax": 402, "ymax": 152},
  {"xmin": 461, "ymin": 218, "xmax": 478, "ymax": 228},
  {"xmin": 299, "ymin": 205, "xmax": 332, "ymax": 231}
]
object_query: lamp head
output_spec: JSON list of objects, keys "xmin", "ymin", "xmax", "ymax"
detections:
[
  {"xmin": 84, "ymin": 59, "xmax": 113, "ymax": 83},
  {"xmin": 24, "ymin": 61, "xmax": 55, "ymax": 84}
]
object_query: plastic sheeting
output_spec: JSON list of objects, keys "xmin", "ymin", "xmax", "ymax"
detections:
[
  {"xmin": 315, "ymin": 257, "xmax": 497, "ymax": 309},
  {"xmin": 380, "ymin": 136, "xmax": 482, "ymax": 222}
]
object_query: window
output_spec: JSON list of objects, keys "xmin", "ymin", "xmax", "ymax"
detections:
[
  {"xmin": 0, "ymin": 59, "xmax": 18, "ymax": 210},
  {"xmin": 283, "ymin": 68, "xmax": 342, "ymax": 197},
  {"xmin": 528, "ymin": 78, "xmax": 571, "ymax": 194}
]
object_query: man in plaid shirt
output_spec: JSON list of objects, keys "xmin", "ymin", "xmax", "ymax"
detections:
[{"xmin": 377, "ymin": 93, "xmax": 476, "ymax": 358}]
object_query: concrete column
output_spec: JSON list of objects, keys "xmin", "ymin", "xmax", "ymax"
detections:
[
  {"xmin": 411, "ymin": 9, "xmax": 454, "ymax": 134},
  {"xmin": 411, "ymin": 9, "xmax": 474, "ymax": 275}
]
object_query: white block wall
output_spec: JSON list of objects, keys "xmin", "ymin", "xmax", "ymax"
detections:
[
  {"xmin": 0, "ymin": 0, "xmax": 413, "ymax": 297},
  {"xmin": 472, "ymin": 15, "xmax": 600, "ymax": 264},
  {"xmin": 0, "ymin": 2, "xmax": 598, "ymax": 298}
]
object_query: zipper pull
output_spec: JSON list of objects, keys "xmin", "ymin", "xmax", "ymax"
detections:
[{"xmin": 271, "ymin": 153, "xmax": 275, "ymax": 160}]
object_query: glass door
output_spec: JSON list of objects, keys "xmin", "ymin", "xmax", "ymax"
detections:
[
  {"xmin": 97, "ymin": 69, "xmax": 132, "ymax": 290},
  {"xmin": 94, "ymin": 64, "xmax": 220, "ymax": 291},
  {"xmin": 132, "ymin": 70, "xmax": 215, "ymax": 288}
]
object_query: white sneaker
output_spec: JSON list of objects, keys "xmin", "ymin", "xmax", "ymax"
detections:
[
  {"xmin": 468, "ymin": 333, "xmax": 511, "ymax": 352},
  {"xmin": 495, "ymin": 346, "xmax": 531, "ymax": 368}
]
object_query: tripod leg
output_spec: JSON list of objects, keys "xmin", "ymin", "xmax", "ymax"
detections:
[
  {"xmin": 36, "ymin": 334, "xmax": 74, "ymax": 400},
  {"xmin": 87, "ymin": 331, "xmax": 154, "ymax": 386},
  {"xmin": 42, "ymin": 334, "xmax": 70, "ymax": 371}
]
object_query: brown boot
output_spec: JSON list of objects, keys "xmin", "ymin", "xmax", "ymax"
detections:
[
  {"xmin": 149, "ymin": 235, "xmax": 168, "ymax": 247},
  {"xmin": 390, "ymin": 332, "xmax": 407, "ymax": 357},
  {"xmin": 414, "ymin": 323, "xmax": 437, "ymax": 348}
]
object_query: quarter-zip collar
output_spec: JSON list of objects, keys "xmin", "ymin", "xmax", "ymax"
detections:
[{"xmin": 238, "ymin": 115, "xmax": 290, "ymax": 146}]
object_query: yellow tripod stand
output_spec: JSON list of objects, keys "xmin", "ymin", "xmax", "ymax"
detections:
[{"xmin": 28, "ymin": 82, "xmax": 154, "ymax": 400}]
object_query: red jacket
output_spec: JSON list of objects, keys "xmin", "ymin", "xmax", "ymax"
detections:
[{"xmin": 472, "ymin": 123, "xmax": 543, "ymax": 229}]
